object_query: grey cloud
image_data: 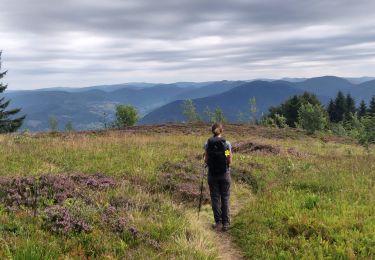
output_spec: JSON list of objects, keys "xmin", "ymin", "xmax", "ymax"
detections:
[{"xmin": 1, "ymin": 0, "xmax": 375, "ymax": 89}]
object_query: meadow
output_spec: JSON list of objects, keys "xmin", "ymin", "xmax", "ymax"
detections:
[{"xmin": 0, "ymin": 124, "xmax": 374, "ymax": 259}]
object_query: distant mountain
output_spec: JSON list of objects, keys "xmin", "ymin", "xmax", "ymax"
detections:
[
  {"xmin": 345, "ymin": 77, "xmax": 375, "ymax": 84},
  {"xmin": 13, "ymin": 82, "xmax": 210, "ymax": 93},
  {"xmin": 141, "ymin": 76, "xmax": 375, "ymax": 124},
  {"xmin": 350, "ymin": 80, "xmax": 375, "ymax": 102},
  {"xmin": 4, "ymin": 81, "xmax": 243, "ymax": 131},
  {"xmin": 5, "ymin": 86, "xmax": 188, "ymax": 131},
  {"xmin": 173, "ymin": 80, "xmax": 247, "ymax": 100},
  {"xmin": 280, "ymin": 77, "xmax": 308, "ymax": 82},
  {"xmin": 293, "ymin": 76, "xmax": 354, "ymax": 97},
  {"xmin": 291, "ymin": 76, "xmax": 375, "ymax": 103},
  {"xmin": 140, "ymin": 81, "xmax": 310, "ymax": 124},
  {"xmin": 358, "ymin": 79, "xmax": 375, "ymax": 88},
  {"xmin": 22, "ymin": 83, "xmax": 158, "ymax": 93}
]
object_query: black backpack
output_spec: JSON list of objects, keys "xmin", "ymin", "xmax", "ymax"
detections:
[{"xmin": 206, "ymin": 137, "xmax": 228, "ymax": 175}]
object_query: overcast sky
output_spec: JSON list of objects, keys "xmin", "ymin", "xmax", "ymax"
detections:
[{"xmin": 1, "ymin": 0, "xmax": 375, "ymax": 90}]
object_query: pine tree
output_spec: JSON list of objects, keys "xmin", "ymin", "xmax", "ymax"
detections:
[
  {"xmin": 358, "ymin": 100, "xmax": 367, "ymax": 118},
  {"xmin": 345, "ymin": 93, "xmax": 356, "ymax": 119},
  {"xmin": 332, "ymin": 91, "xmax": 346, "ymax": 123},
  {"xmin": 327, "ymin": 99, "xmax": 335, "ymax": 122},
  {"xmin": 0, "ymin": 52, "xmax": 25, "ymax": 133},
  {"xmin": 368, "ymin": 96, "xmax": 375, "ymax": 116},
  {"xmin": 282, "ymin": 95, "xmax": 300, "ymax": 127},
  {"xmin": 267, "ymin": 92, "xmax": 322, "ymax": 127}
]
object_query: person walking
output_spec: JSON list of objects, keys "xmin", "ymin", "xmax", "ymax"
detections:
[{"xmin": 204, "ymin": 123, "xmax": 232, "ymax": 231}]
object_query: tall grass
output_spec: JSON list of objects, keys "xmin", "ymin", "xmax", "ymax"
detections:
[{"xmin": 0, "ymin": 125, "xmax": 374, "ymax": 258}]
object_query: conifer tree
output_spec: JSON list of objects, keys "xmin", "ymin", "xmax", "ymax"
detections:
[
  {"xmin": 268, "ymin": 92, "xmax": 322, "ymax": 127},
  {"xmin": 0, "ymin": 52, "xmax": 25, "ymax": 133},
  {"xmin": 358, "ymin": 100, "xmax": 367, "ymax": 118},
  {"xmin": 345, "ymin": 93, "xmax": 356, "ymax": 119},
  {"xmin": 368, "ymin": 96, "xmax": 375, "ymax": 116},
  {"xmin": 327, "ymin": 99, "xmax": 335, "ymax": 122},
  {"xmin": 332, "ymin": 91, "xmax": 346, "ymax": 122}
]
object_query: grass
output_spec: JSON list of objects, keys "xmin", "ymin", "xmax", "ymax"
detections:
[{"xmin": 0, "ymin": 124, "xmax": 374, "ymax": 259}]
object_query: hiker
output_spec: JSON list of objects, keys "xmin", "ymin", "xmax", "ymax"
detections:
[{"xmin": 204, "ymin": 123, "xmax": 232, "ymax": 231}]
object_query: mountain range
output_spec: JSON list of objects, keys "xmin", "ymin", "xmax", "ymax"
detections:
[{"xmin": 4, "ymin": 76, "xmax": 375, "ymax": 131}]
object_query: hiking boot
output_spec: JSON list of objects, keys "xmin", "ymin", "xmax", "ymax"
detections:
[
  {"xmin": 211, "ymin": 222, "xmax": 222, "ymax": 231},
  {"xmin": 222, "ymin": 223, "xmax": 230, "ymax": 232}
]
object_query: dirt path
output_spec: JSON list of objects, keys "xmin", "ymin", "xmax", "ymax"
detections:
[
  {"xmin": 197, "ymin": 183, "xmax": 253, "ymax": 260},
  {"xmin": 196, "ymin": 215, "xmax": 244, "ymax": 260}
]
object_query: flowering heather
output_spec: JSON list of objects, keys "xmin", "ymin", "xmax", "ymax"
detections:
[
  {"xmin": 0, "ymin": 176, "xmax": 37, "ymax": 208},
  {"xmin": 39, "ymin": 174, "xmax": 76, "ymax": 203},
  {"xmin": 101, "ymin": 206, "xmax": 126, "ymax": 233},
  {"xmin": 0, "ymin": 173, "xmax": 117, "ymax": 210},
  {"xmin": 128, "ymin": 226, "xmax": 139, "ymax": 240},
  {"xmin": 70, "ymin": 172, "xmax": 117, "ymax": 189},
  {"xmin": 42, "ymin": 205, "xmax": 92, "ymax": 235}
]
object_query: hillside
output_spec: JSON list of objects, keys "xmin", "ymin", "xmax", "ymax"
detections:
[
  {"xmin": 141, "ymin": 76, "xmax": 375, "ymax": 124},
  {"xmin": 293, "ymin": 76, "xmax": 354, "ymax": 97},
  {"xmin": 5, "ymin": 81, "xmax": 241, "ymax": 131},
  {"xmin": 0, "ymin": 124, "xmax": 374, "ymax": 258},
  {"xmin": 141, "ymin": 81, "xmax": 308, "ymax": 124}
]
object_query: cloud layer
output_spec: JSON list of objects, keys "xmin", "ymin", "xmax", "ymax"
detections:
[{"xmin": 1, "ymin": 0, "xmax": 375, "ymax": 89}]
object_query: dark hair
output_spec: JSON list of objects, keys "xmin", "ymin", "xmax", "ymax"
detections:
[{"xmin": 211, "ymin": 123, "xmax": 223, "ymax": 136}]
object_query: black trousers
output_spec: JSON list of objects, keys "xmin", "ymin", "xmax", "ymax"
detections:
[{"xmin": 208, "ymin": 174, "xmax": 231, "ymax": 224}]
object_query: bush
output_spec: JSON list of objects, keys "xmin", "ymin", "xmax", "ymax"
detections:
[
  {"xmin": 356, "ymin": 116, "xmax": 375, "ymax": 145},
  {"xmin": 274, "ymin": 113, "xmax": 288, "ymax": 128},
  {"xmin": 260, "ymin": 114, "xmax": 287, "ymax": 128},
  {"xmin": 114, "ymin": 105, "xmax": 139, "ymax": 128},
  {"xmin": 297, "ymin": 103, "xmax": 328, "ymax": 134}
]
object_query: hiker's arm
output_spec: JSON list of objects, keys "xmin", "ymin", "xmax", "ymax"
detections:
[{"xmin": 204, "ymin": 151, "xmax": 208, "ymax": 164}]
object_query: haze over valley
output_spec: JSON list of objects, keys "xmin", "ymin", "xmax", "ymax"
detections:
[{"xmin": 3, "ymin": 76, "xmax": 375, "ymax": 131}]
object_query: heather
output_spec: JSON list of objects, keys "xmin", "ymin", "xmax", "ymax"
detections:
[{"xmin": 0, "ymin": 124, "xmax": 375, "ymax": 258}]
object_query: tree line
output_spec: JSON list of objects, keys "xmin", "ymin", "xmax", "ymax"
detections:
[
  {"xmin": 264, "ymin": 91, "xmax": 375, "ymax": 145},
  {"xmin": 181, "ymin": 91, "xmax": 375, "ymax": 146}
]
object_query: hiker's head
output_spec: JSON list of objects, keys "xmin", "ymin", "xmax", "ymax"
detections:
[{"xmin": 211, "ymin": 123, "xmax": 223, "ymax": 136}]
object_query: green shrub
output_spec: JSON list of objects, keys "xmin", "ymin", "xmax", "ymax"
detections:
[
  {"xmin": 114, "ymin": 105, "xmax": 139, "ymax": 128},
  {"xmin": 297, "ymin": 103, "xmax": 328, "ymax": 134}
]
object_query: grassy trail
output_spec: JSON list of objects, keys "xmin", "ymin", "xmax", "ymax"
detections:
[{"xmin": 195, "ymin": 181, "xmax": 254, "ymax": 260}]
